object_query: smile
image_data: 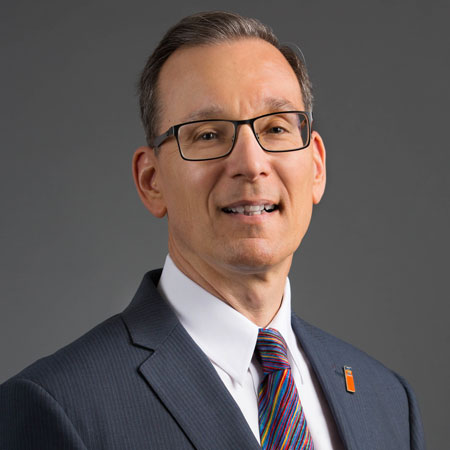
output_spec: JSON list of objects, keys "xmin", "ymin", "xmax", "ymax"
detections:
[{"xmin": 222, "ymin": 204, "xmax": 278, "ymax": 216}]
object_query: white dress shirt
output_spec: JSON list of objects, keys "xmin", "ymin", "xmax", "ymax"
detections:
[{"xmin": 157, "ymin": 255, "xmax": 344, "ymax": 449}]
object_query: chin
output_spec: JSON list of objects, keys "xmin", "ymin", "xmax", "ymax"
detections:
[{"xmin": 217, "ymin": 242, "xmax": 292, "ymax": 274}]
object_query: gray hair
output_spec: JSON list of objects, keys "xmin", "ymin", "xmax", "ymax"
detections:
[{"xmin": 138, "ymin": 11, "xmax": 314, "ymax": 147}]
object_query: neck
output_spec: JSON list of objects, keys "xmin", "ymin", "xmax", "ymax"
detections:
[{"xmin": 168, "ymin": 241, "xmax": 291, "ymax": 328}]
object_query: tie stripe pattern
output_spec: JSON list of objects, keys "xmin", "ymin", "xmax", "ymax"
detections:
[{"xmin": 256, "ymin": 328, "xmax": 314, "ymax": 450}]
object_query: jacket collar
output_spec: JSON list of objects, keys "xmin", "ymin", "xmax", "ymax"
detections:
[
  {"xmin": 121, "ymin": 269, "xmax": 178, "ymax": 350},
  {"xmin": 121, "ymin": 270, "xmax": 261, "ymax": 450},
  {"xmin": 291, "ymin": 314, "xmax": 357, "ymax": 449}
]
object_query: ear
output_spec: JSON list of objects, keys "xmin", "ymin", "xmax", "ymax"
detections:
[
  {"xmin": 132, "ymin": 146, "xmax": 167, "ymax": 218},
  {"xmin": 310, "ymin": 131, "xmax": 326, "ymax": 204}
]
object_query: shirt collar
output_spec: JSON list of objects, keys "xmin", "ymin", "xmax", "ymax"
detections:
[{"xmin": 157, "ymin": 254, "xmax": 293, "ymax": 386}]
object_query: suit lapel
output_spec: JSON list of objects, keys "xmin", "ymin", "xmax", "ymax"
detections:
[
  {"xmin": 122, "ymin": 270, "xmax": 260, "ymax": 450},
  {"xmin": 291, "ymin": 315, "xmax": 404, "ymax": 450},
  {"xmin": 291, "ymin": 315, "xmax": 359, "ymax": 450}
]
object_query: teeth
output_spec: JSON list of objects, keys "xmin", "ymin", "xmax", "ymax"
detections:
[
  {"xmin": 246, "ymin": 205, "xmax": 264, "ymax": 212},
  {"xmin": 224, "ymin": 204, "xmax": 277, "ymax": 215}
]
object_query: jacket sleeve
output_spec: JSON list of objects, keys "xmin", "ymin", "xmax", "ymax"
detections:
[
  {"xmin": 0, "ymin": 377, "xmax": 88, "ymax": 450},
  {"xmin": 394, "ymin": 373, "xmax": 426, "ymax": 450}
]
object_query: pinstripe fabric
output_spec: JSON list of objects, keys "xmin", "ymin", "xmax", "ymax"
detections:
[
  {"xmin": 0, "ymin": 270, "xmax": 425, "ymax": 449},
  {"xmin": 256, "ymin": 328, "xmax": 314, "ymax": 450}
]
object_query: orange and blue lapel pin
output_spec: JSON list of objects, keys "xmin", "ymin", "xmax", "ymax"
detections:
[{"xmin": 344, "ymin": 366, "xmax": 356, "ymax": 393}]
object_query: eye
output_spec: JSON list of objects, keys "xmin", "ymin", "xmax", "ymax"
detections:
[
  {"xmin": 199, "ymin": 131, "xmax": 218, "ymax": 141},
  {"xmin": 267, "ymin": 126, "xmax": 286, "ymax": 134}
]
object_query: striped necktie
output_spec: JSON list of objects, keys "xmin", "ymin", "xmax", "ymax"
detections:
[{"xmin": 255, "ymin": 328, "xmax": 314, "ymax": 450}]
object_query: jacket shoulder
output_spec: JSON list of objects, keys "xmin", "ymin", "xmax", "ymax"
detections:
[{"xmin": 2, "ymin": 313, "xmax": 149, "ymax": 399}]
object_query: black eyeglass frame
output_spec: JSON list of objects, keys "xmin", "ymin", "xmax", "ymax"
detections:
[{"xmin": 151, "ymin": 110, "xmax": 313, "ymax": 161}]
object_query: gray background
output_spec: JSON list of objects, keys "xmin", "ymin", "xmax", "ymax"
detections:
[{"xmin": 1, "ymin": 0, "xmax": 448, "ymax": 448}]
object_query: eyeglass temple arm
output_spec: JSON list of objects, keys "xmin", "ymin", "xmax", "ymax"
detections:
[{"xmin": 152, "ymin": 127, "xmax": 175, "ymax": 149}]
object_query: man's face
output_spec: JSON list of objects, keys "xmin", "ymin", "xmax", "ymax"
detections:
[{"xmin": 136, "ymin": 39, "xmax": 326, "ymax": 275}]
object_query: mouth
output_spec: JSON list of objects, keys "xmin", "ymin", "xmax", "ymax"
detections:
[{"xmin": 222, "ymin": 203, "xmax": 279, "ymax": 216}]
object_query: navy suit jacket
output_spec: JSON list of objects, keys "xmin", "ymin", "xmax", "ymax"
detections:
[{"xmin": 0, "ymin": 270, "xmax": 425, "ymax": 449}]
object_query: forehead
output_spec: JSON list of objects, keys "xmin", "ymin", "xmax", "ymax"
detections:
[{"xmin": 157, "ymin": 39, "xmax": 304, "ymax": 127}]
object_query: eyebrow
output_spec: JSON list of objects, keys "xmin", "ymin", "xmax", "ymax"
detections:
[
  {"xmin": 264, "ymin": 97, "xmax": 301, "ymax": 112},
  {"xmin": 181, "ymin": 105, "xmax": 225, "ymax": 122},
  {"xmin": 180, "ymin": 98, "xmax": 302, "ymax": 123}
]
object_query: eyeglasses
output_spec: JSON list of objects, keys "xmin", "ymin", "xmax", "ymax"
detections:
[{"xmin": 152, "ymin": 111, "xmax": 313, "ymax": 161}]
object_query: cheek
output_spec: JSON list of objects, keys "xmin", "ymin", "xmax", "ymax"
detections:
[
  {"xmin": 283, "ymin": 164, "xmax": 315, "ymax": 225},
  {"xmin": 162, "ymin": 164, "xmax": 220, "ymax": 224},
  {"xmin": 283, "ymin": 153, "xmax": 314, "ymax": 194}
]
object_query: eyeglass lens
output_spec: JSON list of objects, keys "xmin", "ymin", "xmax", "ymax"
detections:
[{"xmin": 177, "ymin": 112, "xmax": 309, "ymax": 160}]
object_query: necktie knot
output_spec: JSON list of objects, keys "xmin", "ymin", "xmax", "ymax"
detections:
[{"xmin": 255, "ymin": 328, "xmax": 290, "ymax": 375}]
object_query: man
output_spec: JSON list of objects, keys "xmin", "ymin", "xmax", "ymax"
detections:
[{"xmin": 0, "ymin": 11, "xmax": 425, "ymax": 450}]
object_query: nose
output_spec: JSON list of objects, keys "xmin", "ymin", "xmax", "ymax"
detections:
[{"xmin": 224, "ymin": 124, "xmax": 271, "ymax": 181}]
